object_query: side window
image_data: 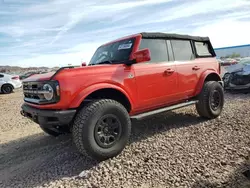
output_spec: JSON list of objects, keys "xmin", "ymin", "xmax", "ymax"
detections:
[
  {"xmin": 0, "ymin": 74, "xmax": 4, "ymax": 78},
  {"xmin": 194, "ymin": 41, "xmax": 212, "ymax": 56},
  {"xmin": 171, "ymin": 40, "xmax": 194, "ymax": 61},
  {"xmin": 139, "ymin": 39, "xmax": 169, "ymax": 63}
]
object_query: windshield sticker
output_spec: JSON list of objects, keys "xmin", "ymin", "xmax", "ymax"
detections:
[{"xmin": 118, "ymin": 43, "xmax": 132, "ymax": 50}]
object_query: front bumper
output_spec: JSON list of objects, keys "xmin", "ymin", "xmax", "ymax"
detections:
[
  {"xmin": 225, "ymin": 83, "xmax": 250, "ymax": 90},
  {"xmin": 20, "ymin": 104, "xmax": 76, "ymax": 128}
]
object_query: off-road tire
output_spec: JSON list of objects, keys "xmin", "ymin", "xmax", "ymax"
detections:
[
  {"xmin": 72, "ymin": 99, "xmax": 131, "ymax": 161},
  {"xmin": 196, "ymin": 81, "xmax": 224, "ymax": 119},
  {"xmin": 40, "ymin": 126, "xmax": 61, "ymax": 137},
  {"xmin": 1, "ymin": 84, "xmax": 13, "ymax": 94}
]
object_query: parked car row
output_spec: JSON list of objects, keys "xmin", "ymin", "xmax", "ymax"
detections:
[
  {"xmin": 218, "ymin": 58, "xmax": 239, "ymax": 66},
  {"xmin": 19, "ymin": 71, "xmax": 48, "ymax": 80},
  {"xmin": 0, "ymin": 70, "xmax": 51, "ymax": 94}
]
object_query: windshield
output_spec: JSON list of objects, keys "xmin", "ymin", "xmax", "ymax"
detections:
[{"xmin": 89, "ymin": 38, "xmax": 135, "ymax": 65}]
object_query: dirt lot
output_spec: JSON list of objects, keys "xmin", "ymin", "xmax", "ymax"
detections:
[{"xmin": 0, "ymin": 90, "xmax": 249, "ymax": 188}]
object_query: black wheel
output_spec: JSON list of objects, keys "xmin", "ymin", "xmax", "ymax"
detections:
[
  {"xmin": 222, "ymin": 73, "xmax": 231, "ymax": 87},
  {"xmin": 196, "ymin": 81, "xmax": 224, "ymax": 119},
  {"xmin": 40, "ymin": 126, "xmax": 61, "ymax": 137},
  {"xmin": 1, "ymin": 84, "xmax": 13, "ymax": 94},
  {"xmin": 72, "ymin": 99, "xmax": 131, "ymax": 161}
]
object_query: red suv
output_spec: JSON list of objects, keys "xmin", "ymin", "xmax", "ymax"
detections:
[{"xmin": 21, "ymin": 32, "xmax": 224, "ymax": 160}]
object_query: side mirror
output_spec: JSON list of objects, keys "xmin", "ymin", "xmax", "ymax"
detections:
[
  {"xmin": 81, "ymin": 62, "xmax": 87, "ymax": 66},
  {"xmin": 133, "ymin": 48, "xmax": 151, "ymax": 63}
]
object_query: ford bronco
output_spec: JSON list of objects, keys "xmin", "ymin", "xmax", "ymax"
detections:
[{"xmin": 21, "ymin": 32, "xmax": 224, "ymax": 160}]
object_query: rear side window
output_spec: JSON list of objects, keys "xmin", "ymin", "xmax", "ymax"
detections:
[
  {"xmin": 171, "ymin": 40, "xmax": 194, "ymax": 61},
  {"xmin": 139, "ymin": 39, "xmax": 169, "ymax": 63},
  {"xmin": 0, "ymin": 74, "xmax": 4, "ymax": 78},
  {"xmin": 194, "ymin": 42, "xmax": 212, "ymax": 56}
]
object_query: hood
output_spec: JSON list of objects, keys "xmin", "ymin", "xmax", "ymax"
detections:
[
  {"xmin": 22, "ymin": 71, "xmax": 56, "ymax": 82},
  {"xmin": 21, "ymin": 64, "xmax": 121, "ymax": 82},
  {"xmin": 226, "ymin": 63, "xmax": 250, "ymax": 75},
  {"xmin": 55, "ymin": 64, "xmax": 122, "ymax": 78}
]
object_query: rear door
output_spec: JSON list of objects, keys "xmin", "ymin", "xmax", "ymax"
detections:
[
  {"xmin": 170, "ymin": 39, "xmax": 202, "ymax": 99},
  {"xmin": 193, "ymin": 41, "xmax": 215, "ymax": 74},
  {"xmin": 132, "ymin": 38, "xmax": 178, "ymax": 111}
]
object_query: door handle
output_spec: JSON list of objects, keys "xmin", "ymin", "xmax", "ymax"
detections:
[
  {"xmin": 164, "ymin": 68, "xmax": 175, "ymax": 75},
  {"xmin": 192, "ymin": 66, "xmax": 200, "ymax": 70}
]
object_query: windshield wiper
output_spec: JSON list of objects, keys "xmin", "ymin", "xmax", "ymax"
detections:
[{"xmin": 89, "ymin": 60, "xmax": 113, "ymax": 66}]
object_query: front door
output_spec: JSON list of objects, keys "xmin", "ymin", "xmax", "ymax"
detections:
[{"xmin": 132, "ymin": 38, "xmax": 177, "ymax": 111}]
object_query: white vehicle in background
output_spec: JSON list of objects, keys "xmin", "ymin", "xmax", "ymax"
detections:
[{"xmin": 0, "ymin": 73, "xmax": 22, "ymax": 94}]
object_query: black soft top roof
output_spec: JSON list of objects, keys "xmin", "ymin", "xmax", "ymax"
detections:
[{"xmin": 141, "ymin": 32, "xmax": 210, "ymax": 42}]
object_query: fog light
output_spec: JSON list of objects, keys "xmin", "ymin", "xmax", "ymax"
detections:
[{"xmin": 43, "ymin": 84, "xmax": 54, "ymax": 100}]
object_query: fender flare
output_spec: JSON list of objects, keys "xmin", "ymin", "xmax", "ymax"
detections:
[
  {"xmin": 194, "ymin": 70, "xmax": 222, "ymax": 96},
  {"xmin": 69, "ymin": 83, "xmax": 134, "ymax": 109}
]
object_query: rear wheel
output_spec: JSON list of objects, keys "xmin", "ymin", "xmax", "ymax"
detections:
[
  {"xmin": 72, "ymin": 99, "xmax": 131, "ymax": 161},
  {"xmin": 1, "ymin": 84, "xmax": 13, "ymax": 94},
  {"xmin": 196, "ymin": 81, "xmax": 224, "ymax": 119}
]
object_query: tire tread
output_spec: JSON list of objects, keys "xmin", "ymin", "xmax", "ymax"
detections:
[
  {"xmin": 196, "ymin": 81, "xmax": 224, "ymax": 119},
  {"xmin": 72, "ymin": 99, "xmax": 131, "ymax": 160}
]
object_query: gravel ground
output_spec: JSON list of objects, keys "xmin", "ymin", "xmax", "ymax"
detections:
[{"xmin": 0, "ymin": 90, "xmax": 249, "ymax": 188}]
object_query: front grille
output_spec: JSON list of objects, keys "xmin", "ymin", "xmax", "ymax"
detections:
[
  {"xmin": 23, "ymin": 82, "xmax": 46, "ymax": 103},
  {"xmin": 22, "ymin": 81, "xmax": 59, "ymax": 104}
]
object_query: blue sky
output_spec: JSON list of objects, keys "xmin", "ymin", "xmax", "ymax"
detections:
[{"xmin": 0, "ymin": 0, "xmax": 250, "ymax": 67}]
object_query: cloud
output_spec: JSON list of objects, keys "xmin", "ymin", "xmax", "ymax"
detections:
[
  {"xmin": 50, "ymin": 0, "xmax": 174, "ymax": 44},
  {"xmin": 14, "ymin": 52, "xmax": 85, "ymax": 68},
  {"xmin": 0, "ymin": 0, "xmax": 250, "ymax": 67},
  {"xmin": 192, "ymin": 20, "xmax": 250, "ymax": 48}
]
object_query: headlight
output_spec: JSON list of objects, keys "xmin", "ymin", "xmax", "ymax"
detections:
[{"xmin": 43, "ymin": 84, "xmax": 54, "ymax": 100}]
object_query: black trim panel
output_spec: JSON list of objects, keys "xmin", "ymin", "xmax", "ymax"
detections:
[{"xmin": 21, "ymin": 104, "xmax": 76, "ymax": 127}]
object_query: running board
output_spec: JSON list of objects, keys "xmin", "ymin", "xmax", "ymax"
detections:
[{"xmin": 130, "ymin": 100, "xmax": 198, "ymax": 120}]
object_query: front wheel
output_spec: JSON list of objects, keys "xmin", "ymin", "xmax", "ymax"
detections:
[
  {"xmin": 72, "ymin": 99, "xmax": 131, "ymax": 161},
  {"xmin": 196, "ymin": 81, "xmax": 224, "ymax": 119}
]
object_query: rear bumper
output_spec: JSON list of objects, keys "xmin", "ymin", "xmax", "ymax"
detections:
[
  {"xmin": 12, "ymin": 81, "xmax": 22, "ymax": 89},
  {"xmin": 20, "ymin": 104, "xmax": 76, "ymax": 128},
  {"xmin": 14, "ymin": 85, "xmax": 22, "ymax": 89}
]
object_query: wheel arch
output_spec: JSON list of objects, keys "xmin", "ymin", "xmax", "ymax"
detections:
[
  {"xmin": 69, "ymin": 84, "xmax": 133, "ymax": 112},
  {"xmin": 1, "ymin": 82, "xmax": 14, "ymax": 88},
  {"xmin": 194, "ymin": 71, "xmax": 222, "ymax": 96}
]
